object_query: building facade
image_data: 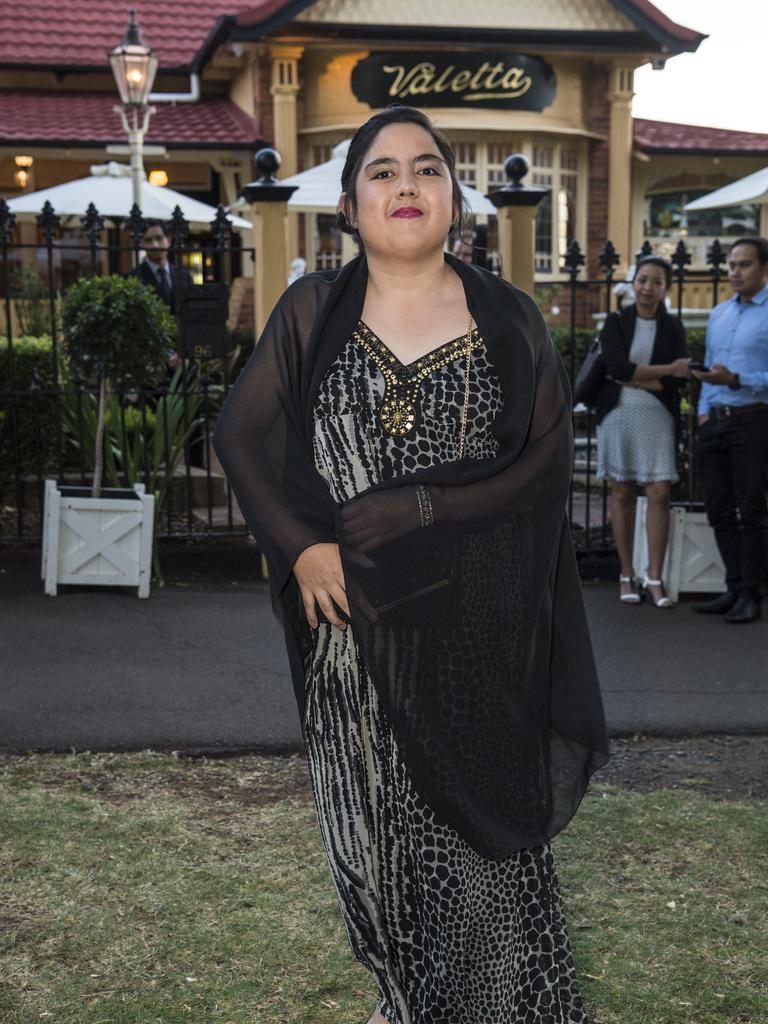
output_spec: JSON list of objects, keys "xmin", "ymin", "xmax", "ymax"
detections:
[{"xmin": 2, "ymin": 0, "xmax": 767, "ymax": 289}]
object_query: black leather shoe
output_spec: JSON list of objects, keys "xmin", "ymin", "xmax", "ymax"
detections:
[
  {"xmin": 724, "ymin": 594, "xmax": 762, "ymax": 624},
  {"xmin": 692, "ymin": 590, "xmax": 739, "ymax": 614}
]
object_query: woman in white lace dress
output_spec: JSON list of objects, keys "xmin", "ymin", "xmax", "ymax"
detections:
[{"xmin": 595, "ymin": 257, "xmax": 690, "ymax": 606}]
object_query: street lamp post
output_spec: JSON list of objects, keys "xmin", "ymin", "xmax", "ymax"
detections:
[{"xmin": 108, "ymin": 9, "xmax": 159, "ymax": 211}]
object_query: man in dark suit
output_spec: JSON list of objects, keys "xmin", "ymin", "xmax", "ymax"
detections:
[
  {"xmin": 129, "ymin": 219, "xmax": 192, "ymax": 318},
  {"xmin": 128, "ymin": 220, "xmax": 206, "ymax": 465}
]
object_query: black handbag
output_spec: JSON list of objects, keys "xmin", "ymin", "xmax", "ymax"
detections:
[{"xmin": 573, "ymin": 340, "xmax": 605, "ymax": 408}]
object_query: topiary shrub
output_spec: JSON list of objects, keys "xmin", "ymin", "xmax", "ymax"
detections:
[{"xmin": 60, "ymin": 275, "xmax": 175, "ymax": 496}]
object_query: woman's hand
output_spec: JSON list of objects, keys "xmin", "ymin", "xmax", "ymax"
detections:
[
  {"xmin": 340, "ymin": 488, "xmax": 421, "ymax": 553},
  {"xmin": 666, "ymin": 357, "xmax": 692, "ymax": 378},
  {"xmin": 293, "ymin": 543, "xmax": 350, "ymax": 629}
]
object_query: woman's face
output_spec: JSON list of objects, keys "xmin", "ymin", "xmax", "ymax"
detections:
[
  {"xmin": 634, "ymin": 264, "xmax": 668, "ymax": 312},
  {"xmin": 340, "ymin": 121, "xmax": 456, "ymax": 261}
]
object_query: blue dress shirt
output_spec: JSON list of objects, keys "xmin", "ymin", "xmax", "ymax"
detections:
[{"xmin": 698, "ymin": 283, "xmax": 768, "ymax": 414}]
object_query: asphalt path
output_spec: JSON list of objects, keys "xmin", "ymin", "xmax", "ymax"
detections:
[{"xmin": 1, "ymin": 547, "xmax": 766, "ymax": 752}]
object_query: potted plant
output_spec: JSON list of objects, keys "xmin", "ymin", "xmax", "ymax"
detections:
[{"xmin": 42, "ymin": 275, "xmax": 175, "ymax": 597}]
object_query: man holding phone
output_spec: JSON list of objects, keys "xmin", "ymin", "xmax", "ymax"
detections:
[{"xmin": 691, "ymin": 236, "xmax": 768, "ymax": 623}]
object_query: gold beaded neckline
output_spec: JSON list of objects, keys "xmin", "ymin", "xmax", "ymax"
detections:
[{"xmin": 352, "ymin": 319, "xmax": 481, "ymax": 438}]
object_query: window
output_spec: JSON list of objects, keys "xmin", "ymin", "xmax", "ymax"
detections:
[
  {"xmin": 647, "ymin": 190, "xmax": 759, "ymax": 238},
  {"xmin": 532, "ymin": 174, "xmax": 553, "ymax": 273},
  {"xmin": 530, "ymin": 145, "xmax": 581, "ymax": 275},
  {"xmin": 487, "ymin": 142, "xmax": 519, "ymax": 189},
  {"xmin": 454, "ymin": 142, "xmax": 477, "ymax": 188}
]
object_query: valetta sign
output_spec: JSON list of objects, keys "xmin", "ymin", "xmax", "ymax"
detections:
[{"xmin": 351, "ymin": 52, "xmax": 556, "ymax": 111}]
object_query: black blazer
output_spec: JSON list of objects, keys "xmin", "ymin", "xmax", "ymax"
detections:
[
  {"xmin": 595, "ymin": 304, "xmax": 688, "ymax": 426},
  {"xmin": 128, "ymin": 259, "xmax": 192, "ymax": 317}
]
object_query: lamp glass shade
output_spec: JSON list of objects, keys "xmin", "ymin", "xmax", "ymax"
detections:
[{"xmin": 109, "ymin": 45, "xmax": 159, "ymax": 106}]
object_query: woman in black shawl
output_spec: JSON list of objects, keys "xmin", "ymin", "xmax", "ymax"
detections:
[{"xmin": 213, "ymin": 106, "xmax": 608, "ymax": 1024}]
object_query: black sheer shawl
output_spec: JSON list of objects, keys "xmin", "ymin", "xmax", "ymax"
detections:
[{"xmin": 213, "ymin": 253, "xmax": 609, "ymax": 859}]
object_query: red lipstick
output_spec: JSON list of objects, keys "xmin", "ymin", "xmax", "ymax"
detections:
[{"xmin": 392, "ymin": 207, "xmax": 423, "ymax": 218}]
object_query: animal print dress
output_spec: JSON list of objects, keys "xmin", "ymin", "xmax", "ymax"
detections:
[{"xmin": 306, "ymin": 322, "xmax": 588, "ymax": 1024}]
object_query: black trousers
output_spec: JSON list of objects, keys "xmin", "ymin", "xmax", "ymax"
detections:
[{"xmin": 696, "ymin": 408, "xmax": 768, "ymax": 598}]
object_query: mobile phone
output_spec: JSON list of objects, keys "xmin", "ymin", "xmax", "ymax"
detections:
[{"xmin": 688, "ymin": 361, "xmax": 710, "ymax": 373}]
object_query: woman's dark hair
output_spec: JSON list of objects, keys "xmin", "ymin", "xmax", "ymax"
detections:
[
  {"xmin": 635, "ymin": 255, "xmax": 672, "ymax": 289},
  {"xmin": 337, "ymin": 104, "xmax": 468, "ymax": 243},
  {"xmin": 730, "ymin": 236, "xmax": 768, "ymax": 265}
]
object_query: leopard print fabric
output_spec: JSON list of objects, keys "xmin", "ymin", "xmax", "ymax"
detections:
[{"xmin": 306, "ymin": 328, "xmax": 588, "ymax": 1024}]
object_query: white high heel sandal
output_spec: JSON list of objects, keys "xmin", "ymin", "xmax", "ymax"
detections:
[
  {"xmin": 643, "ymin": 573, "xmax": 673, "ymax": 608},
  {"xmin": 619, "ymin": 574, "xmax": 643, "ymax": 604}
]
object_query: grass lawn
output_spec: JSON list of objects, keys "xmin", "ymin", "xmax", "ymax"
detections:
[{"xmin": 0, "ymin": 751, "xmax": 765, "ymax": 1024}]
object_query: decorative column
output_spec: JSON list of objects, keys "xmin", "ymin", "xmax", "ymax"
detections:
[
  {"xmin": 270, "ymin": 45, "xmax": 303, "ymax": 269},
  {"xmin": 608, "ymin": 64, "xmax": 635, "ymax": 275},
  {"xmin": 241, "ymin": 149, "xmax": 298, "ymax": 336},
  {"xmin": 487, "ymin": 155, "xmax": 549, "ymax": 295},
  {"xmin": 269, "ymin": 45, "xmax": 302, "ymax": 175}
]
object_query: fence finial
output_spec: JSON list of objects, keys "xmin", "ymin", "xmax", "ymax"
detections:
[
  {"xmin": 563, "ymin": 239, "xmax": 585, "ymax": 279},
  {"xmin": 598, "ymin": 240, "xmax": 621, "ymax": 279},
  {"xmin": 37, "ymin": 200, "xmax": 60, "ymax": 243},
  {"xmin": 168, "ymin": 205, "xmax": 189, "ymax": 250},
  {"xmin": 706, "ymin": 239, "xmax": 726, "ymax": 274},
  {"xmin": 81, "ymin": 202, "xmax": 105, "ymax": 245},
  {"xmin": 211, "ymin": 205, "xmax": 232, "ymax": 249},
  {"xmin": 126, "ymin": 204, "xmax": 148, "ymax": 248}
]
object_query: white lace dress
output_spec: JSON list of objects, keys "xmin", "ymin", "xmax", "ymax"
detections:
[{"xmin": 596, "ymin": 315, "xmax": 678, "ymax": 483}]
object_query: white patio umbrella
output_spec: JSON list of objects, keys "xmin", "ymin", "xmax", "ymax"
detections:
[
  {"xmin": 684, "ymin": 166, "xmax": 768, "ymax": 212},
  {"xmin": 5, "ymin": 162, "xmax": 251, "ymax": 230},
  {"xmin": 269, "ymin": 139, "xmax": 498, "ymax": 216}
]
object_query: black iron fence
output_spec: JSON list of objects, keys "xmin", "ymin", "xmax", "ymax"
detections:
[
  {"xmin": 0, "ymin": 196, "xmax": 254, "ymax": 546},
  {"xmin": 0, "ymin": 197, "xmax": 731, "ymax": 555},
  {"xmin": 558, "ymin": 237, "xmax": 728, "ymax": 554}
]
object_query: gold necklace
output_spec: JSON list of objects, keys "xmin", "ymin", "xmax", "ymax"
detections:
[
  {"xmin": 352, "ymin": 315, "xmax": 480, "ymax": 442},
  {"xmin": 457, "ymin": 312, "xmax": 473, "ymax": 459}
]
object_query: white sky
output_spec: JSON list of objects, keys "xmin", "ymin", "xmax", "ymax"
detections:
[{"xmin": 632, "ymin": 0, "xmax": 768, "ymax": 134}]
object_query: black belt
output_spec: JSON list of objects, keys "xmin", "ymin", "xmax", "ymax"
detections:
[{"xmin": 708, "ymin": 402, "xmax": 768, "ymax": 422}]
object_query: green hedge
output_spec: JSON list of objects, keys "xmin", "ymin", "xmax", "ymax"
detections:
[
  {"xmin": 550, "ymin": 325, "xmax": 706, "ymax": 377},
  {"xmin": 0, "ymin": 335, "xmax": 63, "ymax": 489},
  {"xmin": 550, "ymin": 327, "xmax": 596, "ymax": 371}
]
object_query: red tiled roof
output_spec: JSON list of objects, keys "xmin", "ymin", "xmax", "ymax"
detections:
[
  {"xmin": 634, "ymin": 118, "xmax": 768, "ymax": 155},
  {"xmin": 0, "ymin": 92, "xmax": 263, "ymax": 148},
  {"xmin": 0, "ymin": 1, "xmax": 705, "ymax": 71},
  {"xmin": 0, "ymin": 1, "xmax": 242, "ymax": 70}
]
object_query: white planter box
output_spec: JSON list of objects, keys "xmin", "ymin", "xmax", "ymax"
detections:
[
  {"xmin": 632, "ymin": 496, "xmax": 726, "ymax": 603},
  {"xmin": 41, "ymin": 480, "xmax": 155, "ymax": 598}
]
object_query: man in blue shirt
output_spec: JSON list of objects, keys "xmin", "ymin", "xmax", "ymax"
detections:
[{"xmin": 691, "ymin": 236, "xmax": 768, "ymax": 623}]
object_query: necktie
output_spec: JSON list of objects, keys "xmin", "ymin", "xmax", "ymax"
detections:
[{"xmin": 158, "ymin": 265, "xmax": 172, "ymax": 306}]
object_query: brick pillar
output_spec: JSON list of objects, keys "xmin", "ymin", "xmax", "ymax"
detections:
[
  {"xmin": 585, "ymin": 63, "xmax": 611, "ymax": 277},
  {"xmin": 607, "ymin": 65, "xmax": 635, "ymax": 276},
  {"xmin": 251, "ymin": 53, "xmax": 274, "ymax": 144}
]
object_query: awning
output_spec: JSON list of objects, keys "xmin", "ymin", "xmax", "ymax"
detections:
[
  {"xmin": 684, "ymin": 167, "xmax": 768, "ymax": 211},
  {"xmin": 5, "ymin": 162, "xmax": 252, "ymax": 230}
]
